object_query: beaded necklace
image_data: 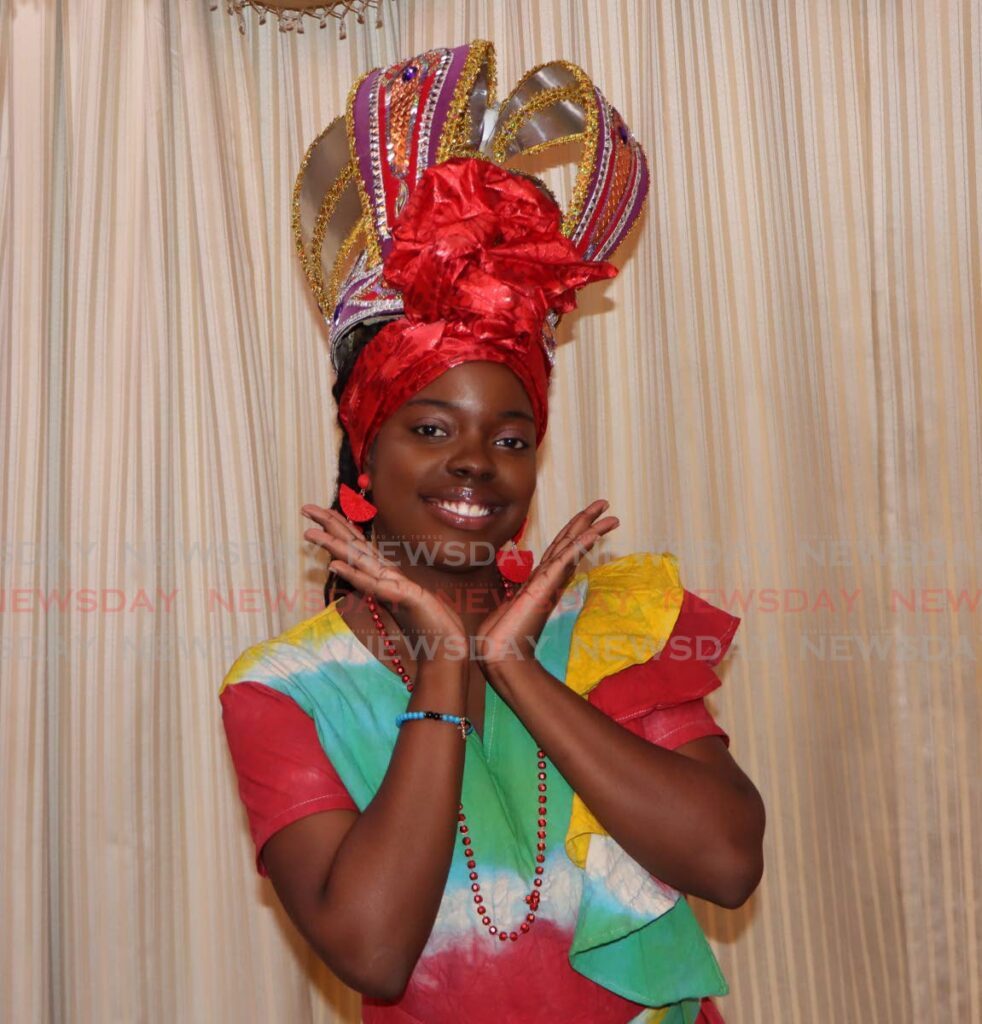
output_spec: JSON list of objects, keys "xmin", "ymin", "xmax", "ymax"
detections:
[{"xmin": 364, "ymin": 579, "xmax": 548, "ymax": 942}]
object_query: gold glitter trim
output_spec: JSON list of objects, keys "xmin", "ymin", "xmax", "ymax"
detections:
[
  {"xmin": 491, "ymin": 87, "xmax": 582, "ymax": 158},
  {"xmin": 345, "ymin": 68, "xmax": 382, "ymax": 267},
  {"xmin": 357, "ymin": 181, "xmax": 381, "ymax": 268},
  {"xmin": 308, "ymin": 162, "xmax": 356, "ymax": 311},
  {"xmin": 291, "ymin": 114, "xmax": 347, "ymax": 313},
  {"xmin": 511, "ymin": 132, "xmax": 585, "ymax": 160},
  {"xmin": 435, "ymin": 40, "xmax": 497, "ymax": 164},
  {"xmin": 327, "ymin": 220, "xmax": 366, "ymax": 313},
  {"xmin": 492, "ymin": 61, "xmax": 598, "ymax": 238},
  {"xmin": 291, "ymin": 71, "xmax": 380, "ymax": 321}
]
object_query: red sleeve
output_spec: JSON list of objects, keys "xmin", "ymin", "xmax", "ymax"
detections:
[
  {"xmin": 219, "ymin": 682, "xmax": 358, "ymax": 877},
  {"xmin": 586, "ymin": 588, "xmax": 738, "ymax": 749},
  {"xmin": 635, "ymin": 698, "xmax": 729, "ymax": 749}
]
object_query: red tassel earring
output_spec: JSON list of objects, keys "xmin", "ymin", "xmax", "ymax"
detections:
[
  {"xmin": 339, "ymin": 472, "xmax": 378, "ymax": 524},
  {"xmin": 496, "ymin": 516, "xmax": 534, "ymax": 583}
]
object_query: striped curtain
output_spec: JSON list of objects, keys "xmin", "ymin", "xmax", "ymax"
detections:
[{"xmin": 2, "ymin": 1, "xmax": 978, "ymax": 1020}]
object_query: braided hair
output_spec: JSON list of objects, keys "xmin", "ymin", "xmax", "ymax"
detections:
[{"xmin": 324, "ymin": 319, "xmax": 389, "ymax": 606}]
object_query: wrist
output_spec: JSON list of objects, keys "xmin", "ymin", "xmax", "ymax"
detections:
[
  {"xmin": 396, "ymin": 710, "xmax": 473, "ymax": 739},
  {"xmin": 422, "ymin": 632, "xmax": 470, "ymax": 665},
  {"xmin": 413, "ymin": 645, "xmax": 468, "ymax": 687},
  {"xmin": 481, "ymin": 649, "xmax": 540, "ymax": 692}
]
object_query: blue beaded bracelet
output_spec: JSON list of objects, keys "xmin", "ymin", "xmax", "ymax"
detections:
[{"xmin": 396, "ymin": 710, "xmax": 473, "ymax": 738}]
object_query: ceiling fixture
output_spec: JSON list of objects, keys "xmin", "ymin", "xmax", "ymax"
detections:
[{"xmin": 211, "ymin": 1, "xmax": 391, "ymax": 37}]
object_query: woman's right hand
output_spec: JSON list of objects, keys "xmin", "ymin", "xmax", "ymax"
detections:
[{"xmin": 301, "ymin": 504, "xmax": 467, "ymax": 656}]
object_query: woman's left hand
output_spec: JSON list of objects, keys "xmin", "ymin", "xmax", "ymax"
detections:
[{"xmin": 475, "ymin": 499, "xmax": 619, "ymax": 676}]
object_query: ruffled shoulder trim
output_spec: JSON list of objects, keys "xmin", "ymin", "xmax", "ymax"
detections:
[
  {"xmin": 564, "ymin": 551, "xmax": 686, "ymax": 696},
  {"xmin": 587, "ymin": 587, "xmax": 740, "ymax": 722},
  {"xmin": 563, "ymin": 552, "xmax": 741, "ymax": 870}
]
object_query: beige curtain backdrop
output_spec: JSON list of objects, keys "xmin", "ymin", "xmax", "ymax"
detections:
[{"xmin": 2, "ymin": 0, "xmax": 979, "ymax": 1021}]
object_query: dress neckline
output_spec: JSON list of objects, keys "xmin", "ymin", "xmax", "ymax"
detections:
[
  {"xmin": 322, "ymin": 578, "xmax": 584, "ymax": 757},
  {"xmin": 323, "ymin": 595, "xmax": 495, "ymax": 753}
]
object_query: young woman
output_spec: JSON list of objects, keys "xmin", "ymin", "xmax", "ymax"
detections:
[{"xmin": 219, "ymin": 43, "xmax": 765, "ymax": 1024}]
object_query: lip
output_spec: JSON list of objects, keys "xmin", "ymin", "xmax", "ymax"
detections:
[
  {"xmin": 422, "ymin": 494, "xmax": 503, "ymax": 531},
  {"xmin": 423, "ymin": 488, "xmax": 503, "ymax": 506}
]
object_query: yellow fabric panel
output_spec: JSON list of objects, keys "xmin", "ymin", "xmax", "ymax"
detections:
[
  {"xmin": 564, "ymin": 552, "xmax": 685, "ymax": 868},
  {"xmin": 563, "ymin": 551, "xmax": 685, "ymax": 697}
]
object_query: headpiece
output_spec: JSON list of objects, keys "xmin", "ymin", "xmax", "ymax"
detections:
[{"xmin": 293, "ymin": 41, "xmax": 648, "ymax": 470}]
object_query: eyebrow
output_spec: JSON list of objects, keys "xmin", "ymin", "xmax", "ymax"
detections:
[{"xmin": 404, "ymin": 397, "xmax": 535, "ymax": 424}]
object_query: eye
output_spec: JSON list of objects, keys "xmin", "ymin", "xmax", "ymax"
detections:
[
  {"xmin": 496, "ymin": 436, "xmax": 530, "ymax": 450},
  {"xmin": 412, "ymin": 423, "xmax": 449, "ymax": 438}
]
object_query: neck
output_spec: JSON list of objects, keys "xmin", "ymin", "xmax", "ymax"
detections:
[{"xmin": 369, "ymin": 525, "xmax": 511, "ymax": 634}]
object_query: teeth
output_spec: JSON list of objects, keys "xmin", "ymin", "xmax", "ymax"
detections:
[{"xmin": 433, "ymin": 500, "xmax": 494, "ymax": 518}]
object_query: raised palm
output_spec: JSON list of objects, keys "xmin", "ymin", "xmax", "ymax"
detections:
[{"xmin": 475, "ymin": 499, "xmax": 619, "ymax": 670}]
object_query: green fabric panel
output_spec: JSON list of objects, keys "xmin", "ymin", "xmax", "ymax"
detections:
[{"xmin": 569, "ymin": 891, "xmax": 728, "ymax": 1006}]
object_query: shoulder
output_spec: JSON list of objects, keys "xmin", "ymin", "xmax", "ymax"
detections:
[
  {"xmin": 569, "ymin": 550, "xmax": 691, "ymax": 623},
  {"xmin": 218, "ymin": 602, "xmax": 354, "ymax": 697},
  {"xmin": 565, "ymin": 550, "xmax": 740, "ymax": 696}
]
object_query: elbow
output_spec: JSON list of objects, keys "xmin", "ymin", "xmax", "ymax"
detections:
[
  {"xmin": 358, "ymin": 957, "xmax": 415, "ymax": 1003},
  {"xmin": 716, "ymin": 789, "xmax": 766, "ymax": 909},
  {"xmin": 306, "ymin": 889, "xmax": 420, "ymax": 1001},
  {"xmin": 710, "ymin": 848, "xmax": 764, "ymax": 909},
  {"xmin": 313, "ymin": 939, "xmax": 414, "ymax": 1003},
  {"xmin": 356, "ymin": 974, "xmax": 412, "ymax": 1004}
]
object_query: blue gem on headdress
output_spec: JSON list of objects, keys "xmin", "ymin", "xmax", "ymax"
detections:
[
  {"xmin": 401, "ymin": 65, "xmax": 418, "ymax": 82},
  {"xmin": 618, "ymin": 124, "xmax": 629, "ymax": 143},
  {"xmin": 332, "ymin": 306, "xmax": 341, "ymax": 323}
]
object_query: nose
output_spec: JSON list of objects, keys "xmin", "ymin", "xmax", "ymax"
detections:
[{"xmin": 446, "ymin": 433, "xmax": 496, "ymax": 480}]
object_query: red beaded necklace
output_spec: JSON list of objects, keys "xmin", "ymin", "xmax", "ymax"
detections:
[{"xmin": 364, "ymin": 579, "xmax": 547, "ymax": 942}]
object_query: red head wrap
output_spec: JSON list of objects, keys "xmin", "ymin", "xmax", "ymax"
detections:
[{"xmin": 338, "ymin": 158, "xmax": 616, "ymax": 471}]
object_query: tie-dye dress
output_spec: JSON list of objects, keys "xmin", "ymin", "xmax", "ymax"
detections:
[{"xmin": 220, "ymin": 552, "xmax": 741, "ymax": 1023}]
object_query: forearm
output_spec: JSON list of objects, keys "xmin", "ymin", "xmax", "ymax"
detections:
[
  {"xmin": 319, "ymin": 653, "xmax": 468, "ymax": 997},
  {"xmin": 487, "ymin": 658, "xmax": 764, "ymax": 907}
]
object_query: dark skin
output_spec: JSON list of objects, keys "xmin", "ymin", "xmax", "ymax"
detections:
[
  {"xmin": 264, "ymin": 361, "xmax": 765, "ymax": 1001},
  {"xmin": 327, "ymin": 359, "xmax": 542, "ymax": 736}
]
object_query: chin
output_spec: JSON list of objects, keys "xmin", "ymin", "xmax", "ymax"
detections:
[{"xmin": 427, "ymin": 536, "xmax": 501, "ymax": 573}]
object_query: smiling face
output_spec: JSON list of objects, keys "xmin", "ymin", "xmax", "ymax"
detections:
[{"xmin": 363, "ymin": 360, "xmax": 538, "ymax": 573}]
